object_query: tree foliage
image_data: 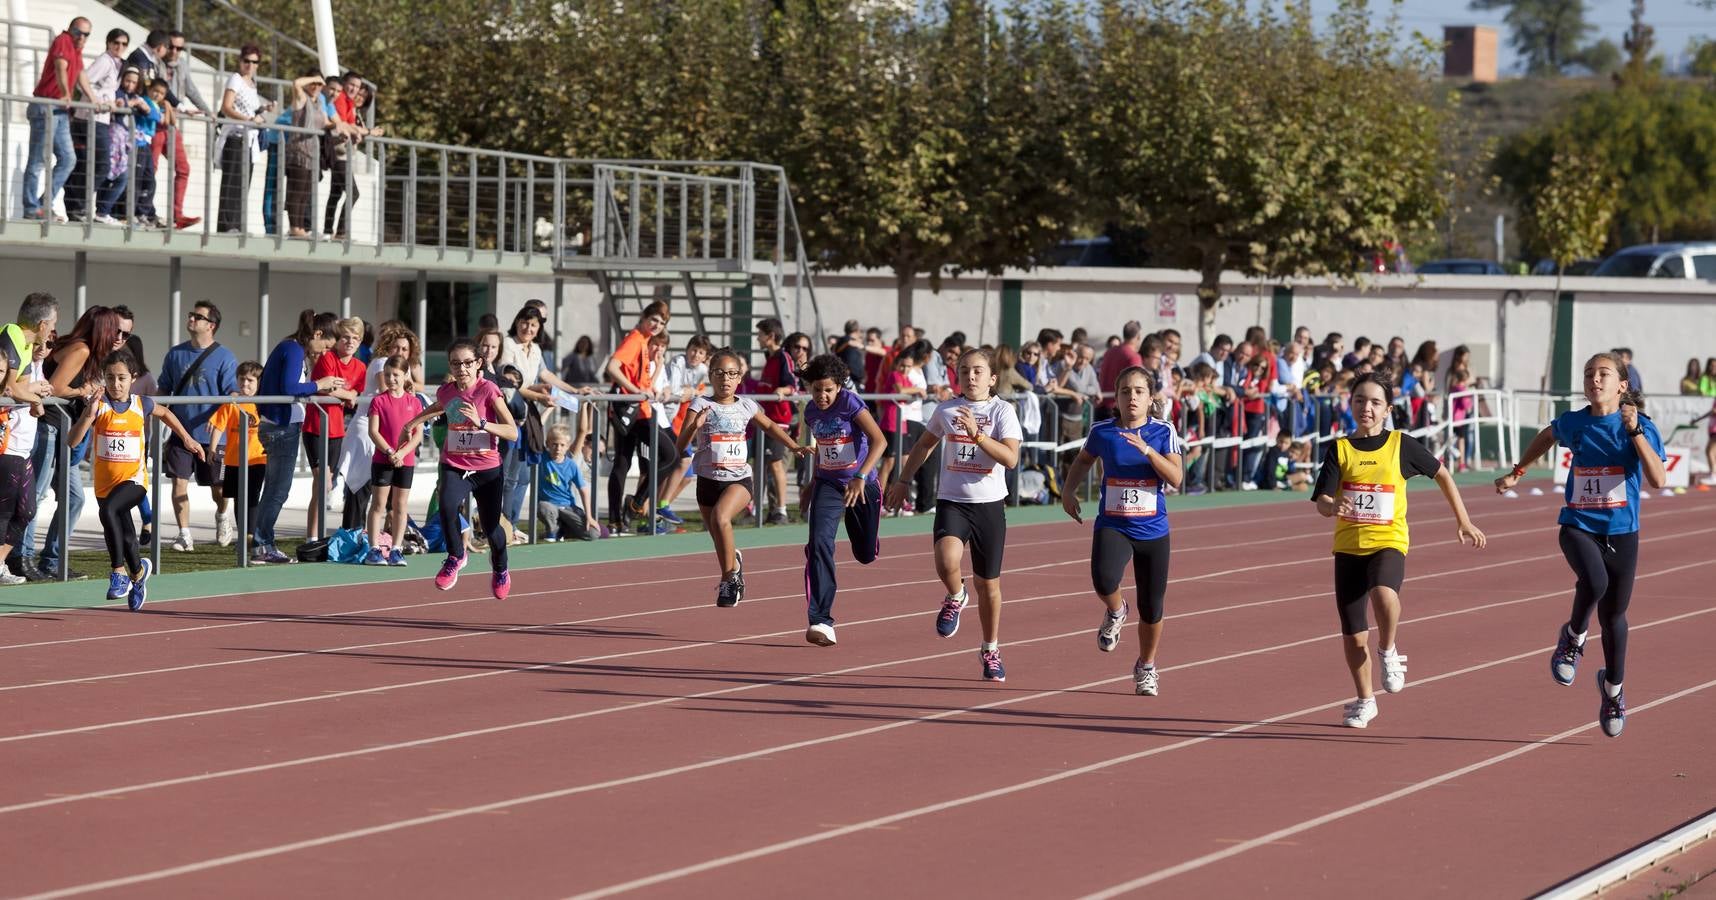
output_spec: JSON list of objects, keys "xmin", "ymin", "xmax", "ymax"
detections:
[{"xmin": 1468, "ymin": 0, "xmax": 1593, "ymax": 75}]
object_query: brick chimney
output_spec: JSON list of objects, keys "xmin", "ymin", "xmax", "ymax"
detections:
[{"xmin": 1444, "ymin": 25, "xmax": 1498, "ymax": 82}]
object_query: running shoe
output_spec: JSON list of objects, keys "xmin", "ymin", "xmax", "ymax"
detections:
[
  {"xmin": 106, "ymin": 571, "xmax": 132, "ymax": 601},
  {"xmin": 434, "ymin": 554, "xmax": 468, "ymax": 591},
  {"xmin": 364, "ymin": 548, "xmax": 387, "ymax": 566},
  {"xmin": 252, "ymin": 546, "xmax": 292, "ymax": 565},
  {"xmin": 806, "ymin": 622, "xmax": 837, "ymax": 646},
  {"xmin": 1098, "ymin": 605, "xmax": 1128, "ymax": 653},
  {"xmin": 767, "ymin": 508, "xmax": 789, "ymax": 526},
  {"xmin": 733, "ymin": 550, "xmax": 745, "ymax": 599},
  {"xmin": 715, "ymin": 576, "xmax": 741, "ymax": 608},
  {"xmin": 656, "ymin": 506, "xmax": 685, "ymax": 525},
  {"xmin": 388, "ymin": 549, "xmax": 406, "ymax": 567},
  {"xmin": 1133, "ymin": 661, "xmax": 1159, "ymax": 696},
  {"xmin": 1381, "ymin": 647, "xmax": 1408, "ymax": 693},
  {"xmin": 215, "ymin": 513, "xmax": 236, "ymax": 547},
  {"xmin": 1551, "ymin": 626, "xmax": 1584, "ymax": 686},
  {"xmin": 1342, "ymin": 696, "xmax": 1378, "ymax": 729},
  {"xmin": 127, "ymin": 559, "xmax": 152, "ymax": 611},
  {"xmin": 979, "ymin": 647, "xmax": 1006, "ymax": 682},
  {"xmin": 1597, "ymin": 668, "xmax": 1625, "ymax": 738},
  {"xmin": 0, "ymin": 570, "xmax": 25, "ymax": 586},
  {"xmin": 936, "ymin": 589, "xmax": 968, "ymax": 638},
  {"xmin": 172, "ymin": 532, "xmax": 195, "ymax": 552},
  {"xmin": 492, "ymin": 569, "xmax": 511, "ymax": 600}
]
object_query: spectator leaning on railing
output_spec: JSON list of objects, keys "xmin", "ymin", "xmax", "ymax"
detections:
[
  {"xmin": 216, "ymin": 45, "xmax": 270, "ymax": 234},
  {"xmin": 66, "ymin": 29, "xmax": 130, "ymax": 221},
  {"xmin": 23, "ymin": 19, "xmax": 98, "ymax": 223}
]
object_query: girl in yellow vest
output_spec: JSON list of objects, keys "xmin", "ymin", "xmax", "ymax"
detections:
[
  {"xmin": 69, "ymin": 349, "xmax": 205, "ymax": 611},
  {"xmin": 1313, "ymin": 373, "xmax": 1485, "ymax": 728}
]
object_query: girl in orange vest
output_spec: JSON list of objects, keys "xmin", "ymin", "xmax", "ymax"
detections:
[
  {"xmin": 1312, "ymin": 373, "xmax": 1485, "ymax": 728},
  {"xmin": 70, "ymin": 349, "xmax": 204, "ymax": 610}
]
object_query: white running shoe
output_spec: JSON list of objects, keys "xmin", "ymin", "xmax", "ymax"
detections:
[
  {"xmin": 1381, "ymin": 647, "xmax": 1408, "ymax": 693},
  {"xmin": 1132, "ymin": 661, "xmax": 1159, "ymax": 696},
  {"xmin": 0, "ymin": 569, "xmax": 26, "ymax": 586},
  {"xmin": 1098, "ymin": 605, "xmax": 1128, "ymax": 652},
  {"xmin": 171, "ymin": 532, "xmax": 195, "ymax": 553},
  {"xmin": 1342, "ymin": 696, "xmax": 1378, "ymax": 728},
  {"xmin": 216, "ymin": 513, "xmax": 236, "ymax": 547},
  {"xmin": 806, "ymin": 623, "xmax": 837, "ymax": 646}
]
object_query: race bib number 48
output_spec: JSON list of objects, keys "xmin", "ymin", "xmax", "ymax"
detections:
[
  {"xmin": 98, "ymin": 432, "xmax": 141, "ymax": 463},
  {"xmin": 1339, "ymin": 481, "xmax": 1397, "ymax": 525},
  {"xmin": 1570, "ymin": 466, "xmax": 1627, "ymax": 509},
  {"xmin": 1103, "ymin": 477, "xmax": 1159, "ymax": 518}
]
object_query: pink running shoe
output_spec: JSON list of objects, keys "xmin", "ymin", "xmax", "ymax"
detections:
[
  {"xmin": 434, "ymin": 554, "xmax": 468, "ymax": 591},
  {"xmin": 492, "ymin": 569, "xmax": 511, "ymax": 600}
]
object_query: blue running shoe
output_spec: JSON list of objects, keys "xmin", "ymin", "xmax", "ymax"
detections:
[
  {"xmin": 979, "ymin": 647, "xmax": 1006, "ymax": 682},
  {"xmin": 656, "ymin": 506, "xmax": 685, "ymax": 525},
  {"xmin": 106, "ymin": 571, "xmax": 132, "ymax": 601},
  {"xmin": 1550, "ymin": 626, "xmax": 1584, "ymax": 686},
  {"xmin": 364, "ymin": 548, "xmax": 387, "ymax": 566},
  {"xmin": 936, "ymin": 589, "xmax": 967, "ymax": 638},
  {"xmin": 387, "ymin": 548, "xmax": 406, "ymax": 567},
  {"xmin": 1597, "ymin": 668, "xmax": 1625, "ymax": 738},
  {"xmin": 128, "ymin": 559, "xmax": 152, "ymax": 611}
]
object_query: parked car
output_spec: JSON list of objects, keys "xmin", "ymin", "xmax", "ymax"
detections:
[
  {"xmin": 1415, "ymin": 258, "xmax": 1508, "ymax": 275},
  {"xmin": 1041, "ymin": 236, "xmax": 1123, "ymax": 267},
  {"xmin": 1531, "ymin": 258, "xmax": 1603, "ymax": 276},
  {"xmin": 1591, "ymin": 242, "xmax": 1716, "ymax": 280}
]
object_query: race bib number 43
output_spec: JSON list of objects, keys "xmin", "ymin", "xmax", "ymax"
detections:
[
  {"xmin": 1339, "ymin": 481, "xmax": 1397, "ymax": 525},
  {"xmin": 1570, "ymin": 466, "xmax": 1627, "ymax": 509},
  {"xmin": 1104, "ymin": 477, "xmax": 1159, "ymax": 518}
]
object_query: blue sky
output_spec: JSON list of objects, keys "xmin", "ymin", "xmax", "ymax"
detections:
[{"xmin": 1309, "ymin": 0, "xmax": 1715, "ymax": 74}]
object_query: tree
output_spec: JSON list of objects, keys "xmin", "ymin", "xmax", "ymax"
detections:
[
  {"xmin": 1517, "ymin": 151, "xmax": 1614, "ymax": 399},
  {"xmin": 1616, "ymin": 0, "xmax": 1658, "ymax": 86},
  {"xmin": 1570, "ymin": 38, "xmax": 1622, "ymax": 76},
  {"xmin": 1090, "ymin": 0, "xmax": 1449, "ymax": 350},
  {"xmin": 1693, "ymin": 39, "xmax": 1716, "ymax": 79},
  {"xmin": 1468, "ymin": 0, "xmax": 1593, "ymax": 75}
]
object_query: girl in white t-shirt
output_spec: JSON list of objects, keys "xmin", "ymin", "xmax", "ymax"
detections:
[
  {"xmin": 885, "ymin": 347, "xmax": 1023, "ymax": 682},
  {"xmin": 676, "ymin": 348, "xmax": 808, "ymax": 608}
]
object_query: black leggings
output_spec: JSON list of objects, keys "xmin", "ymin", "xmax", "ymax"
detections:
[
  {"xmin": 439, "ymin": 465, "xmax": 507, "ymax": 571},
  {"xmin": 1559, "ymin": 525, "xmax": 1639, "ymax": 683},
  {"xmin": 1090, "ymin": 529, "xmax": 1170, "ymax": 623},
  {"xmin": 99, "ymin": 482, "xmax": 148, "ymax": 574},
  {"xmin": 606, "ymin": 417, "xmax": 676, "ymax": 522}
]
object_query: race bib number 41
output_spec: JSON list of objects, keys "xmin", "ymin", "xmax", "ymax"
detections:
[
  {"xmin": 1339, "ymin": 481, "xmax": 1397, "ymax": 525},
  {"xmin": 1570, "ymin": 466, "xmax": 1627, "ymax": 510},
  {"xmin": 1104, "ymin": 477, "xmax": 1159, "ymax": 518}
]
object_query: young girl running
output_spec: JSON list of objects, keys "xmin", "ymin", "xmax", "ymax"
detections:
[
  {"xmin": 886, "ymin": 347, "xmax": 1023, "ymax": 681},
  {"xmin": 799, "ymin": 354, "xmax": 888, "ymax": 646},
  {"xmin": 70, "ymin": 350, "xmax": 205, "ymax": 610},
  {"xmin": 676, "ymin": 347, "xmax": 808, "ymax": 607},
  {"xmin": 1313, "ymin": 372, "xmax": 1485, "ymax": 727},
  {"xmin": 1061, "ymin": 366, "xmax": 1184, "ymax": 695},
  {"xmin": 366, "ymin": 356, "xmax": 424, "ymax": 566},
  {"xmin": 1496, "ymin": 352, "xmax": 1667, "ymax": 737},
  {"xmin": 397, "ymin": 339, "xmax": 519, "ymax": 598}
]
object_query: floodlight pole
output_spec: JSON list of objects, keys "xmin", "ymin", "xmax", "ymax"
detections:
[{"xmin": 310, "ymin": 0, "xmax": 340, "ymax": 74}]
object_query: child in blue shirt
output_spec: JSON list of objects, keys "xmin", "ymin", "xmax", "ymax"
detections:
[{"xmin": 537, "ymin": 423, "xmax": 594, "ymax": 541}]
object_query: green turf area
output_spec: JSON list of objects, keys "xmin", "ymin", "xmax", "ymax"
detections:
[{"xmin": 0, "ymin": 469, "xmax": 1508, "ymax": 615}]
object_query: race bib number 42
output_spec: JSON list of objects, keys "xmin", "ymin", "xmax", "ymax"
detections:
[
  {"xmin": 1339, "ymin": 481, "xmax": 1397, "ymax": 525},
  {"xmin": 1570, "ymin": 466, "xmax": 1627, "ymax": 510},
  {"xmin": 1104, "ymin": 477, "xmax": 1159, "ymax": 518}
]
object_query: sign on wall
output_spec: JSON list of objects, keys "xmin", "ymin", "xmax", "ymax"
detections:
[{"xmin": 1156, "ymin": 292, "xmax": 1177, "ymax": 321}]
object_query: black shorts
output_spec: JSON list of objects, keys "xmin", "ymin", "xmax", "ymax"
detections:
[
  {"xmin": 371, "ymin": 462, "xmax": 416, "ymax": 489},
  {"xmin": 1332, "ymin": 549, "xmax": 1407, "ymax": 635},
  {"xmin": 302, "ymin": 433, "xmax": 342, "ymax": 470},
  {"xmin": 1091, "ymin": 529, "xmax": 1170, "ymax": 623},
  {"xmin": 164, "ymin": 434, "xmax": 216, "ymax": 485},
  {"xmin": 933, "ymin": 499, "xmax": 1008, "ymax": 580},
  {"xmin": 696, "ymin": 476, "xmax": 750, "ymax": 509},
  {"xmin": 763, "ymin": 431, "xmax": 790, "ymax": 465},
  {"xmin": 222, "ymin": 462, "xmax": 268, "ymax": 497}
]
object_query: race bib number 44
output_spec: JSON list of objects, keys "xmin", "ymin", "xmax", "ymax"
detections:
[
  {"xmin": 1570, "ymin": 466, "xmax": 1627, "ymax": 509},
  {"xmin": 945, "ymin": 434, "xmax": 994, "ymax": 475},
  {"xmin": 711, "ymin": 433, "xmax": 748, "ymax": 469},
  {"xmin": 1104, "ymin": 477, "xmax": 1159, "ymax": 518},
  {"xmin": 1339, "ymin": 481, "xmax": 1397, "ymax": 525}
]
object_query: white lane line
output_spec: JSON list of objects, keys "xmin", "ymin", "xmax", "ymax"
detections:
[
  {"xmin": 5, "ymin": 509, "xmax": 1696, "ymax": 697},
  {"xmin": 21, "ymin": 564, "xmax": 1715, "ymax": 899},
  {"xmin": 0, "ymin": 545, "xmax": 1575, "ymax": 816},
  {"xmin": 1079, "ymin": 679, "xmax": 1716, "ymax": 898}
]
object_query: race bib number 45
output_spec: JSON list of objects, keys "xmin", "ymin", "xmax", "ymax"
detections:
[
  {"xmin": 1570, "ymin": 466, "xmax": 1627, "ymax": 510},
  {"xmin": 1104, "ymin": 477, "xmax": 1159, "ymax": 518},
  {"xmin": 1339, "ymin": 481, "xmax": 1397, "ymax": 525},
  {"xmin": 817, "ymin": 435, "xmax": 857, "ymax": 471}
]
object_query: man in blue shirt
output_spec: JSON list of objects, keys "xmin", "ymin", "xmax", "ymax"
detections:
[{"xmin": 157, "ymin": 301, "xmax": 237, "ymax": 550}]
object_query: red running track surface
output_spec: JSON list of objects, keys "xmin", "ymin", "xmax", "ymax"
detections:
[{"xmin": 2, "ymin": 486, "xmax": 1714, "ymax": 898}]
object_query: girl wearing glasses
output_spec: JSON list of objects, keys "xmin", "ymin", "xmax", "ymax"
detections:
[
  {"xmin": 676, "ymin": 347, "xmax": 808, "ymax": 608},
  {"xmin": 397, "ymin": 339, "xmax": 518, "ymax": 598}
]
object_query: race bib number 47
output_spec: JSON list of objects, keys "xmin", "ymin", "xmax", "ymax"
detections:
[
  {"xmin": 1339, "ymin": 481, "xmax": 1397, "ymax": 525},
  {"xmin": 1104, "ymin": 478, "xmax": 1159, "ymax": 518},
  {"xmin": 1570, "ymin": 466, "xmax": 1627, "ymax": 510}
]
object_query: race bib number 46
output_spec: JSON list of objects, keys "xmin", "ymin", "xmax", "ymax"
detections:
[
  {"xmin": 817, "ymin": 435, "xmax": 857, "ymax": 471},
  {"xmin": 1339, "ymin": 481, "xmax": 1397, "ymax": 525},
  {"xmin": 711, "ymin": 432, "xmax": 748, "ymax": 469},
  {"xmin": 1570, "ymin": 466, "xmax": 1627, "ymax": 510},
  {"xmin": 1104, "ymin": 477, "xmax": 1159, "ymax": 518}
]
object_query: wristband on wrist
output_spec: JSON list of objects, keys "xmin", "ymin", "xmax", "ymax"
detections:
[{"xmin": 1510, "ymin": 464, "xmax": 1526, "ymax": 479}]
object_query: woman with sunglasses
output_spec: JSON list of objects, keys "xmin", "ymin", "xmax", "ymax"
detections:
[{"xmin": 216, "ymin": 44, "xmax": 269, "ymax": 233}]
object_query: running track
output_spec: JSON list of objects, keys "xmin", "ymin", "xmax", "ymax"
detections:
[{"xmin": 3, "ymin": 485, "xmax": 1714, "ymax": 898}]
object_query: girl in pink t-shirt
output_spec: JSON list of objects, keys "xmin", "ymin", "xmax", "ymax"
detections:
[
  {"xmin": 365, "ymin": 356, "xmax": 424, "ymax": 566},
  {"xmin": 397, "ymin": 339, "xmax": 519, "ymax": 598}
]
